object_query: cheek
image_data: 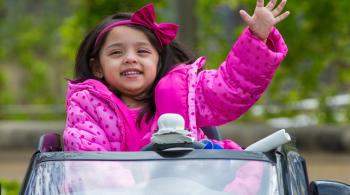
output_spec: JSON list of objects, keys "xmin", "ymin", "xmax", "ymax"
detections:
[
  {"xmin": 101, "ymin": 59, "xmax": 120, "ymax": 72},
  {"xmin": 145, "ymin": 57, "xmax": 159, "ymax": 77},
  {"xmin": 151, "ymin": 70, "xmax": 157, "ymax": 81},
  {"xmin": 149, "ymin": 62, "xmax": 158, "ymax": 80},
  {"xmin": 146, "ymin": 66, "xmax": 157, "ymax": 83}
]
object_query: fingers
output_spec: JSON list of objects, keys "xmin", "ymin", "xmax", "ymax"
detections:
[
  {"xmin": 272, "ymin": 0, "xmax": 287, "ymax": 16},
  {"xmin": 266, "ymin": 0, "xmax": 277, "ymax": 10},
  {"xmin": 256, "ymin": 0, "xmax": 264, "ymax": 7},
  {"xmin": 275, "ymin": 11, "xmax": 290, "ymax": 24},
  {"xmin": 239, "ymin": 10, "xmax": 252, "ymax": 24}
]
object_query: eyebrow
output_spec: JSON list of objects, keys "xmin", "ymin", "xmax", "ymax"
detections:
[
  {"xmin": 105, "ymin": 43, "xmax": 123, "ymax": 49},
  {"xmin": 105, "ymin": 42, "xmax": 152, "ymax": 49}
]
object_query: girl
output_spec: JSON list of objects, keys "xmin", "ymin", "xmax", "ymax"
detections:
[{"xmin": 63, "ymin": 0, "xmax": 289, "ymax": 151}]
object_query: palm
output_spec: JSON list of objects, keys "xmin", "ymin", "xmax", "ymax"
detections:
[{"xmin": 240, "ymin": 0, "xmax": 289, "ymax": 41}]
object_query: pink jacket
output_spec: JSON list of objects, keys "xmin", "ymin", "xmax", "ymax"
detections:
[{"xmin": 63, "ymin": 27, "xmax": 288, "ymax": 151}]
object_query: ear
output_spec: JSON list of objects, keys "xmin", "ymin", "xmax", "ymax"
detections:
[{"xmin": 90, "ymin": 58, "xmax": 104, "ymax": 79}]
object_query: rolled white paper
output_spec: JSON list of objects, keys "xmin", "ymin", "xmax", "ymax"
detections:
[{"xmin": 245, "ymin": 129, "xmax": 291, "ymax": 152}]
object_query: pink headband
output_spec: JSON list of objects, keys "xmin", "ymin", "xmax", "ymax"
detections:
[{"xmin": 95, "ymin": 3, "xmax": 178, "ymax": 46}]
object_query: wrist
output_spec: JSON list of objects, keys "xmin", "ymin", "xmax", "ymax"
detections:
[{"xmin": 247, "ymin": 27, "xmax": 268, "ymax": 42}]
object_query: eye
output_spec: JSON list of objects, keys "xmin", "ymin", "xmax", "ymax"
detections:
[
  {"xmin": 109, "ymin": 50, "xmax": 123, "ymax": 56},
  {"xmin": 138, "ymin": 49, "xmax": 151, "ymax": 54}
]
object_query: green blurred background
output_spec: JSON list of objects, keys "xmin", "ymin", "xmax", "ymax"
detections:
[
  {"xmin": 1, "ymin": 0, "xmax": 350, "ymax": 193},
  {"xmin": 0, "ymin": 0, "xmax": 350, "ymax": 124}
]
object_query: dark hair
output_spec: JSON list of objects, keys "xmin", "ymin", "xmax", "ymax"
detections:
[{"xmin": 74, "ymin": 13, "xmax": 196, "ymax": 127}]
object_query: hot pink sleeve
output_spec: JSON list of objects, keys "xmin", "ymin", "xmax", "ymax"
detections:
[
  {"xmin": 63, "ymin": 90, "xmax": 122, "ymax": 151},
  {"xmin": 195, "ymin": 27, "xmax": 288, "ymax": 127}
]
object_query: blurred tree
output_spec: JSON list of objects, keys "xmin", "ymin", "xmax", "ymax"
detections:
[
  {"xmin": 1, "ymin": 0, "xmax": 350, "ymax": 123},
  {"xmin": 0, "ymin": 0, "xmax": 72, "ymax": 107},
  {"xmin": 194, "ymin": 0, "xmax": 350, "ymax": 123},
  {"xmin": 173, "ymin": 0, "xmax": 197, "ymax": 51},
  {"xmin": 58, "ymin": 0, "xmax": 158, "ymax": 64}
]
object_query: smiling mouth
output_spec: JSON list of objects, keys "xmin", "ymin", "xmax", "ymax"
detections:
[{"xmin": 120, "ymin": 70, "xmax": 143, "ymax": 76}]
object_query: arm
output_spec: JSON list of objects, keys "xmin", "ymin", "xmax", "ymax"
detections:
[
  {"xmin": 195, "ymin": 0, "xmax": 289, "ymax": 127},
  {"xmin": 196, "ymin": 29, "xmax": 288, "ymax": 127},
  {"xmin": 63, "ymin": 90, "xmax": 121, "ymax": 151}
]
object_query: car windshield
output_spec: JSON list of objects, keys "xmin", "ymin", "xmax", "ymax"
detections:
[{"xmin": 26, "ymin": 157, "xmax": 279, "ymax": 195}]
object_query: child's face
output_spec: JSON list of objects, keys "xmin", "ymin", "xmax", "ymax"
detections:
[{"xmin": 98, "ymin": 26, "xmax": 159, "ymax": 99}]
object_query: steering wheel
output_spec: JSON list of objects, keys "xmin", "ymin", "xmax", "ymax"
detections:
[{"xmin": 141, "ymin": 141, "xmax": 205, "ymax": 152}]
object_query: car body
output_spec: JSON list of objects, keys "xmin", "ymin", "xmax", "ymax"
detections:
[{"xmin": 19, "ymin": 133, "xmax": 350, "ymax": 195}]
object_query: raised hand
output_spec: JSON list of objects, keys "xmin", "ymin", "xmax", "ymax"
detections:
[{"xmin": 239, "ymin": 0, "xmax": 290, "ymax": 41}]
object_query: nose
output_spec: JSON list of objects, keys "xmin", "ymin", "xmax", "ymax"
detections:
[{"xmin": 123, "ymin": 51, "xmax": 137, "ymax": 64}]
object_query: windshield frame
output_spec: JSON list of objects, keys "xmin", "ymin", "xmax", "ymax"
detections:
[{"xmin": 36, "ymin": 149, "xmax": 276, "ymax": 163}]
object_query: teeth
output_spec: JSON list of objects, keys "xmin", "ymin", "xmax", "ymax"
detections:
[{"xmin": 121, "ymin": 71, "xmax": 141, "ymax": 76}]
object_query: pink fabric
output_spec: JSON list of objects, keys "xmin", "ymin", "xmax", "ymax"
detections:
[
  {"xmin": 64, "ymin": 27, "xmax": 287, "ymax": 151},
  {"xmin": 63, "ymin": 80, "xmax": 153, "ymax": 151},
  {"xmin": 62, "ymin": 161, "xmax": 136, "ymax": 193},
  {"xmin": 224, "ymin": 161, "xmax": 265, "ymax": 194},
  {"xmin": 95, "ymin": 3, "xmax": 178, "ymax": 46},
  {"xmin": 196, "ymin": 27, "xmax": 287, "ymax": 127},
  {"xmin": 155, "ymin": 27, "xmax": 287, "ymax": 148}
]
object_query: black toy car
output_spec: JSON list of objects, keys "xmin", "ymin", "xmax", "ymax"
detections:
[{"xmin": 18, "ymin": 130, "xmax": 350, "ymax": 195}]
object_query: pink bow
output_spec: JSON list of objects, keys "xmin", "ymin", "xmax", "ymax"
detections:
[
  {"xmin": 95, "ymin": 3, "xmax": 178, "ymax": 46},
  {"xmin": 132, "ymin": 4, "xmax": 178, "ymax": 45}
]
